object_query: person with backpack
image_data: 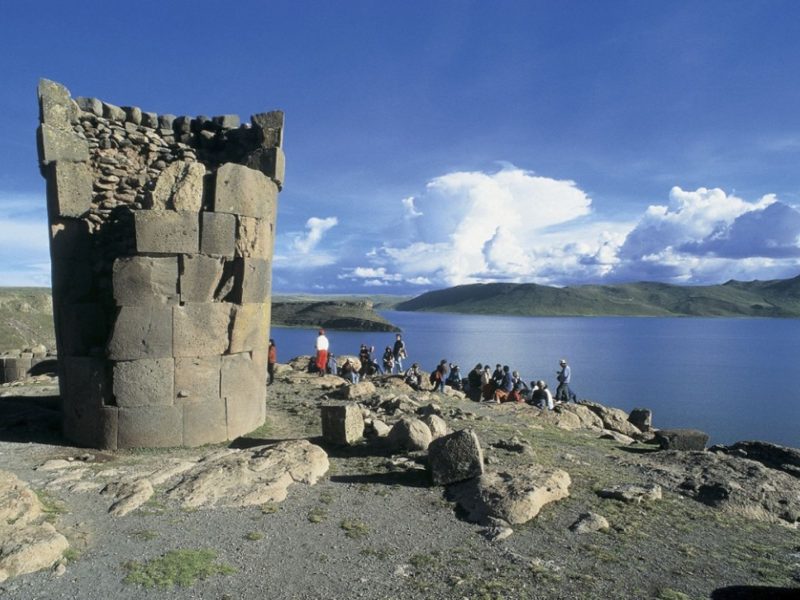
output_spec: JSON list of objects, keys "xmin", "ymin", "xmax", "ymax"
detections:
[
  {"xmin": 382, "ymin": 346, "xmax": 395, "ymax": 374},
  {"xmin": 430, "ymin": 359, "xmax": 448, "ymax": 392}
]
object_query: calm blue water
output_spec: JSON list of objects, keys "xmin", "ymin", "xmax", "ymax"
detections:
[{"xmin": 271, "ymin": 312, "xmax": 800, "ymax": 448}]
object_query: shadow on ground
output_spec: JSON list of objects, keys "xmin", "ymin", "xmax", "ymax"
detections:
[{"xmin": 0, "ymin": 394, "xmax": 67, "ymax": 445}]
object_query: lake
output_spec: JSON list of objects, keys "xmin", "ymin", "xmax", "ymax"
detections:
[{"xmin": 271, "ymin": 311, "xmax": 800, "ymax": 448}]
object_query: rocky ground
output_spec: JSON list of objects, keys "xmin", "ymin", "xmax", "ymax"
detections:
[{"xmin": 0, "ymin": 359, "xmax": 798, "ymax": 600}]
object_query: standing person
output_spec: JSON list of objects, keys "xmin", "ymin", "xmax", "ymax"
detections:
[
  {"xmin": 267, "ymin": 339, "xmax": 277, "ymax": 385},
  {"xmin": 556, "ymin": 358, "xmax": 573, "ymax": 402},
  {"xmin": 467, "ymin": 364, "xmax": 483, "ymax": 401},
  {"xmin": 382, "ymin": 346, "xmax": 395, "ymax": 374},
  {"xmin": 327, "ymin": 352, "xmax": 338, "ymax": 375},
  {"xmin": 315, "ymin": 329, "xmax": 329, "ymax": 377},
  {"xmin": 392, "ymin": 334, "xmax": 407, "ymax": 374},
  {"xmin": 430, "ymin": 359, "xmax": 448, "ymax": 392},
  {"xmin": 481, "ymin": 365, "xmax": 494, "ymax": 400}
]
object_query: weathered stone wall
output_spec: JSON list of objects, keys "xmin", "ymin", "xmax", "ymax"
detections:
[{"xmin": 36, "ymin": 79, "xmax": 284, "ymax": 449}]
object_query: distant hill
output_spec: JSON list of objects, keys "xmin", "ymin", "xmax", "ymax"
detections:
[
  {"xmin": 395, "ymin": 275, "xmax": 800, "ymax": 317},
  {"xmin": 271, "ymin": 300, "xmax": 400, "ymax": 332},
  {"xmin": 0, "ymin": 288, "xmax": 56, "ymax": 350}
]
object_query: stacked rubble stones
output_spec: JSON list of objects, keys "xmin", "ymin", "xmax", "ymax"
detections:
[
  {"xmin": 36, "ymin": 79, "xmax": 285, "ymax": 449},
  {"xmin": 0, "ymin": 346, "xmax": 51, "ymax": 384}
]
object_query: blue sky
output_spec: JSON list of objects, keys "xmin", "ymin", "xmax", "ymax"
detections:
[{"xmin": 2, "ymin": 1, "xmax": 800, "ymax": 294}]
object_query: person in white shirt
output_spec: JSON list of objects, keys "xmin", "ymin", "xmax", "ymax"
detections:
[{"xmin": 315, "ymin": 329, "xmax": 329, "ymax": 377}]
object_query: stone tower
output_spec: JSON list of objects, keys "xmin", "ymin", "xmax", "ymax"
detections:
[{"xmin": 36, "ymin": 79, "xmax": 284, "ymax": 449}]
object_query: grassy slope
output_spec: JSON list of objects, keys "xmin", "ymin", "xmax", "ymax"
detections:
[
  {"xmin": 395, "ymin": 275, "xmax": 800, "ymax": 317},
  {"xmin": 0, "ymin": 287, "xmax": 56, "ymax": 350}
]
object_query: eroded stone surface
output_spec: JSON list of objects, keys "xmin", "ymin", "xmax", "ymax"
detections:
[{"xmin": 451, "ymin": 465, "xmax": 571, "ymax": 525}]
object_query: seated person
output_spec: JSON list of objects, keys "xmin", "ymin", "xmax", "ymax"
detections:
[
  {"xmin": 529, "ymin": 380, "xmax": 554, "ymax": 410},
  {"xmin": 507, "ymin": 371, "xmax": 528, "ymax": 403},
  {"xmin": 340, "ymin": 359, "xmax": 359, "ymax": 384},
  {"xmin": 445, "ymin": 364, "xmax": 462, "ymax": 391},
  {"xmin": 493, "ymin": 365, "xmax": 514, "ymax": 403},
  {"xmin": 404, "ymin": 363, "xmax": 423, "ymax": 390}
]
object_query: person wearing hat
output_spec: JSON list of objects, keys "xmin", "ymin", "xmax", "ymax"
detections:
[
  {"xmin": 315, "ymin": 329, "xmax": 329, "ymax": 377},
  {"xmin": 556, "ymin": 359, "xmax": 573, "ymax": 402}
]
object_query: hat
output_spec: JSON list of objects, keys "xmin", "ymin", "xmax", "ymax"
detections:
[{"xmin": 559, "ymin": 359, "xmax": 566, "ymax": 364}]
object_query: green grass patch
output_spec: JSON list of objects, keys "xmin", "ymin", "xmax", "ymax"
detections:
[
  {"xmin": 122, "ymin": 549, "xmax": 236, "ymax": 589},
  {"xmin": 260, "ymin": 502, "xmax": 279, "ymax": 514},
  {"xmin": 244, "ymin": 532, "xmax": 263, "ymax": 541},
  {"xmin": 656, "ymin": 589, "xmax": 691, "ymax": 600},
  {"xmin": 307, "ymin": 506, "xmax": 328, "ymax": 523},
  {"xmin": 129, "ymin": 529, "xmax": 159, "ymax": 541},
  {"xmin": 34, "ymin": 489, "xmax": 67, "ymax": 522},
  {"xmin": 340, "ymin": 519, "xmax": 370, "ymax": 539},
  {"xmin": 62, "ymin": 547, "xmax": 81, "ymax": 563}
]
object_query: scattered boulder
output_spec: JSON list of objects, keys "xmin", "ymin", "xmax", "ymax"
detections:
[
  {"xmin": 491, "ymin": 436, "xmax": 534, "ymax": 456},
  {"xmin": 370, "ymin": 418, "xmax": 391, "ymax": 438},
  {"xmin": 0, "ymin": 470, "xmax": 69, "ymax": 582},
  {"xmin": 321, "ymin": 403, "xmax": 364, "ymax": 446},
  {"xmin": 338, "ymin": 381, "xmax": 376, "ymax": 400},
  {"xmin": 423, "ymin": 414, "xmax": 450, "ymax": 439},
  {"xmin": 570, "ymin": 512, "xmax": 610, "ymax": 534},
  {"xmin": 654, "ymin": 428, "xmax": 709, "ymax": 451},
  {"xmin": 557, "ymin": 403, "xmax": 604, "ymax": 430},
  {"xmin": 167, "ymin": 440, "xmax": 329, "ymax": 509},
  {"xmin": 428, "ymin": 429, "xmax": 484, "ymax": 485},
  {"xmin": 450, "ymin": 465, "xmax": 571, "ymax": 525},
  {"xmin": 387, "ymin": 417, "xmax": 433, "ymax": 452},
  {"xmin": 598, "ymin": 483, "xmax": 662, "ymax": 504},
  {"xmin": 599, "ymin": 431, "xmax": 636, "ymax": 445},
  {"xmin": 417, "ymin": 402, "xmax": 444, "ymax": 418},
  {"xmin": 582, "ymin": 402, "xmax": 642, "ymax": 437},
  {"xmin": 628, "ymin": 408, "xmax": 653, "ymax": 432}
]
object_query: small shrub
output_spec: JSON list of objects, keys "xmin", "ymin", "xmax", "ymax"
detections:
[
  {"xmin": 340, "ymin": 519, "xmax": 370, "ymax": 539},
  {"xmin": 123, "ymin": 549, "xmax": 236, "ymax": 589}
]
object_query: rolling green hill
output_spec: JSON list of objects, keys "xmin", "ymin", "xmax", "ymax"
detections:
[{"xmin": 395, "ymin": 275, "xmax": 800, "ymax": 317}]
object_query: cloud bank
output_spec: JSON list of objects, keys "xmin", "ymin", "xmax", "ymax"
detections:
[{"xmin": 347, "ymin": 168, "xmax": 800, "ymax": 290}]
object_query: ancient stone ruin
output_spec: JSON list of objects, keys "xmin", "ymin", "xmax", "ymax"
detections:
[{"xmin": 36, "ymin": 79, "xmax": 284, "ymax": 449}]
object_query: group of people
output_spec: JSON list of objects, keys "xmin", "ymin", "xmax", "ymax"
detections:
[{"xmin": 289, "ymin": 329, "xmax": 577, "ymax": 410}]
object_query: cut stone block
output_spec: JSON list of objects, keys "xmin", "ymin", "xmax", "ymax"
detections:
[
  {"xmin": 212, "ymin": 114, "xmax": 240, "ymax": 129},
  {"xmin": 174, "ymin": 356, "xmax": 221, "ymax": 402},
  {"xmin": 46, "ymin": 160, "xmax": 92, "ymax": 218},
  {"xmin": 183, "ymin": 398, "xmax": 228, "ymax": 447},
  {"xmin": 76, "ymin": 96, "xmax": 103, "ymax": 117},
  {"xmin": 173, "ymin": 303, "xmax": 231, "ymax": 357},
  {"xmin": 428, "ymin": 429, "xmax": 484, "ymax": 485},
  {"xmin": 232, "ymin": 258, "xmax": 271, "ymax": 304},
  {"xmin": 251, "ymin": 111, "xmax": 284, "ymax": 147},
  {"xmin": 321, "ymin": 403, "xmax": 364, "ymax": 445},
  {"xmin": 59, "ymin": 303, "xmax": 110, "ymax": 356},
  {"xmin": 50, "ymin": 219, "xmax": 91, "ymax": 259},
  {"xmin": 229, "ymin": 303, "xmax": 269, "ymax": 353},
  {"xmin": 179, "ymin": 254, "xmax": 224, "ymax": 303},
  {"xmin": 200, "ymin": 211, "xmax": 236, "ymax": 257},
  {"xmin": 222, "ymin": 351, "xmax": 267, "ymax": 439},
  {"xmin": 148, "ymin": 161, "xmax": 206, "ymax": 212},
  {"xmin": 38, "ymin": 79, "xmax": 78, "ymax": 127},
  {"xmin": 112, "ymin": 358, "xmax": 174, "ymax": 408},
  {"xmin": 37, "ymin": 124, "xmax": 89, "ymax": 165},
  {"xmin": 118, "ymin": 405, "xmax": 183, "ymax": 448},
  {"xmin": 61, "ymin": 357, "xmax": 114, "ymax": 447},
  {"xmin": 134, "ymin": 210, "xmax": 199, "ymax": 255},
  {"xmin": 50, "ymin": 259, "xmax": 92, "ymax": 305},
  {"xmin": 213, "ymin": 163, "xmax": 276, "ymax": 219},
  {"xmin": 107, "ymin": 305, "xmax": 173, "ymax": 360},
  {"xmin": 245, "ymin": 147, "xmax": 285, "ymax": 188},
  {"xmin": 628, "ymin": 408, "xmax": 653, "ymax": 432},
  {"xmin": 112, "ymin": 256, "xmax": 179, "ymax": 306},
  {"xmin": 235, "ymin": 216, "xmax": 272, "ymax": 258}
]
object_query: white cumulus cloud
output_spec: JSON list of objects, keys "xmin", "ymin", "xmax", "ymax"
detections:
[{"xmin": 291, "ymin": 216, "xmax": 338, "ymax": 254}]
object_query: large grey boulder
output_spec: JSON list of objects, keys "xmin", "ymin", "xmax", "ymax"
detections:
[
  {"xmin": 628, "ymin": 408, "xmax": 653, "ymax": 431},
  {"xmin": 450, "ymin": 465, "xmax": 571, "ymax": 525},
  {"xmin": 712, "ymin": 441, "xmax": 800, "ymax": 477},
  {"xmin": 654, "ymin": 428, "xmax": 709, "ymax": 451},
  {"xmin": 428, "ymin": 429, "xmax": 484, "ymax": 485}
]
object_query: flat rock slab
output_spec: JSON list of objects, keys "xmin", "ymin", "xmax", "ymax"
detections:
[
  {"xmin": 0, "ymin": 470, "xmax": 69, "ymax": 582},
  {"xmin": 167, "ymin": 440, "xmax": 329, "ymax": 509},
  {"xmin": 598, "ymin": 483, "xmax": 662, "ymax": 504},
  {"xmin": 450, "ymin": 464, "xmax": 571, "ymax": 525}
]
